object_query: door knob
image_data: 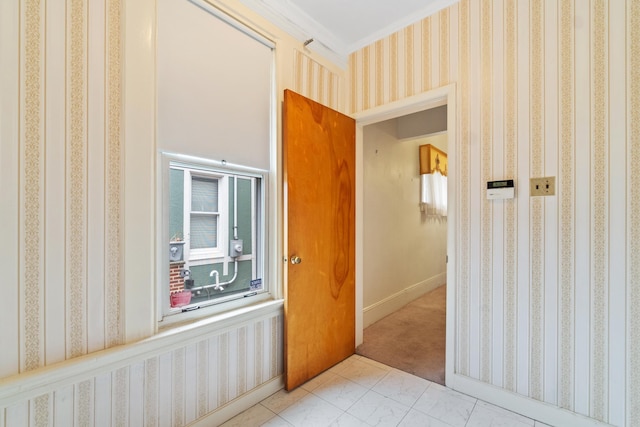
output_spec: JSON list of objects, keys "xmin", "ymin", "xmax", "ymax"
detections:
[{"xmin": 290, "ymin": 256, "xmax": 302, "ymax": 264}]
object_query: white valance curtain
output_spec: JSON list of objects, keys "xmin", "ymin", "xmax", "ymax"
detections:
[{"xmin": 420, "ymin": 171, "xmax": 447, "ymax": 216}]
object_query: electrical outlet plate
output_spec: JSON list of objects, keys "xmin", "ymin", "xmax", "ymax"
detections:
[{"xmin": 530, "ymin": 176, "xmax": 555, "ymax": 196}]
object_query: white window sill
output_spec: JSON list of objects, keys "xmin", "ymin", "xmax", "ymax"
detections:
[{"xmin": 158, "ymin": 294, "xmax": 282, "ymax": 332}]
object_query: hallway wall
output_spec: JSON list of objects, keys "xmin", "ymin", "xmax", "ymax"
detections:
[
  {"xmin": 349, "ymin": 1, "xmax": 639, "ymax": 425},
  {"xmin": 362, "ymin": 124, "xmax": 447, "ymax": 326}
]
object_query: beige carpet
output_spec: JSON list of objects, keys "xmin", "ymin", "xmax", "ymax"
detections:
[{"xmin": 356, "ymin": 284, "xmax": 446, "ymax": 385}]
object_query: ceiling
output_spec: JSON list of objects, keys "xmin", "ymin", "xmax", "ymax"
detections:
[{"xmin": 237, "ymin": 0, "xmax": 459, "ymax": 67}]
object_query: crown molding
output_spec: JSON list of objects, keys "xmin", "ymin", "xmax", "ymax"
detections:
[
  {"xmin": 237, "ymin": 0, "xmax": 459, "ymax": 69},
  {"xmin": 344, "ymin": 0, "xmax": 459, "ymax": 53},
  {"xmin": 236, "ymin": 0, "xmax": 347, "ymax": 67}
]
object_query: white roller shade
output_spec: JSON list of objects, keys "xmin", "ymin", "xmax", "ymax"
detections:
[{"xmin": 158, "ymin": 0, "xmax": 273, "ymax": 170}]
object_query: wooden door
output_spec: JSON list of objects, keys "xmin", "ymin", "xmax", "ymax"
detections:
[{"xmin": 283, "ymin": 90, "xmax": 356, "ymax": 390}]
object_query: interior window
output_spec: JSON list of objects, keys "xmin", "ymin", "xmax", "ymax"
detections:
[
  {"xmin": 190, "ymin": 176, "xmax": 220, "ymax": 250},
  {"xmin": 185, "ymin": 172, "xmax": 226, "ymax": 260},
  {"xmin": 157, "ymin": 0, "xmax": 274, "ymax": 324},
  {"xmin": 162, "ymin": 155, "xmax": 267, "ymax": 320}
]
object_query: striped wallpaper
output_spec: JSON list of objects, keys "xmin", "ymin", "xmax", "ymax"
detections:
[
  {"xmin": 293, "ymin": 49, "xmax": 343, "ymax": 112},
  {"xmin": 629, "ymin": 2, "xmax": 640, "ymax": 425},
  {"xmin": 0, "ymin": 0, "xmax": 300, "ymax": 375},
  {"xmin": 350, "ymin": 0, "xmax": 638, "ymax": 425},
  {"xmin": 0, "ymin": 0, "xmax": 123, "ymax": 376},
  {"xmin": 2, "ymin": 0, "xmax": 638, "ymax": 425},
  {"xmin": 0, "ymin": 0, "xmax": 317, "ymax": 425}
]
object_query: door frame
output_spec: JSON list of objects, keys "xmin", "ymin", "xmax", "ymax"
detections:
[{"xmin": 352, "ymin": 84, "xmax": 457, "ymax": 385}]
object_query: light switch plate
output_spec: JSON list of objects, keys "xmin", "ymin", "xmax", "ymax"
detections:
[{"xmin": 530, "ymin": 176, "xmax": 555, "ymax": 196}]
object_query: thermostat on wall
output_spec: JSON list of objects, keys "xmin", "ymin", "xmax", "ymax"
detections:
[{"xmin": 487, "ymin": 180, "xmax": 515, "ymax": 199}]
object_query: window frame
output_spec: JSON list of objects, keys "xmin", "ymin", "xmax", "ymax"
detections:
[
  {"xmin": 183, "ymin": 169, "xmax": 228, "ymax": 261},
  {"xmin": 158, "ymin": 152, "xmax": 270, "ymax": 325}
]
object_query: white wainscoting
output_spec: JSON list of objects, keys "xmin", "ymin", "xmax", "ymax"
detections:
[{"xmin": 0, "ymin": 301, "xmax": 284, "ymax": 427}]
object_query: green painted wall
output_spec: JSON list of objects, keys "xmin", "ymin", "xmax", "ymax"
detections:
[
  {"xmin": 169, "ymin": 168, "xmax": 184, "ymax": 241},
  {"xmin": 235, "ymin": 178, "xmax": 253, "ymax": 253},
  {"xmin": 190, "ymin": 260, "xmax": 254, "ymax": 303}
]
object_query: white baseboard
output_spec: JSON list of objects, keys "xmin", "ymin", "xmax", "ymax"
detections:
[
  {"xmin": 188, "ymin": 375, "xmax": 284, "ymax": 427},
  {"xmin": 447, "ymin": 373, "xmax": 613, "ymax": 427},
  {"xmin": 362, "ymin": 272, "xmax": 446, "ymax": 328}
]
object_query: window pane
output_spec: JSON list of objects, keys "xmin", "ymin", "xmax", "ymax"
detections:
[
  {"xmin": 190, "ymin": 214, "xmax": 218, "ymax": 248},
  {"xmin": 191, "ymin": 177, "xmax": 218, "ymax": 212},
  {"xmin": 163, "ymin": 156, "xmax": 267, "ymax": 320}
]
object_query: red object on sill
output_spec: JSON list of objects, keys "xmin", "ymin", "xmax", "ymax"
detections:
[{"xmin": 170, "ymin": 291, "xmax": 192, "ymax": 307}]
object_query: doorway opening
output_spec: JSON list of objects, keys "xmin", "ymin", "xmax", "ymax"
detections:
[{"xmin": 353, "ymin": 85, "xmax": 456, "ymax": 387}]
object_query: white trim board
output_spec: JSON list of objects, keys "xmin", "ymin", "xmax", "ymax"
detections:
[
  {"xmin": 188, "ymin": 376, "xmax": 284, "ymax": 427},
  {"xmin": 448, "ymin": 373, "xmax": 614, "ymax": 427},
  {"xmin": 363, "ymin": 273, "xmax": 446, "ymax": 328}
]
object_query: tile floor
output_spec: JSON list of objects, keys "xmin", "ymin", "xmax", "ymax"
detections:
[{"xmin": 222, "ymin": 355, "xmax": 550, "ymax": 427}]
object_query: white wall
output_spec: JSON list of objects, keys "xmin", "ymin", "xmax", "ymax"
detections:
[{"xmin": 362, "ymin": 119, "xmax": 447, "ymax": 326}]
